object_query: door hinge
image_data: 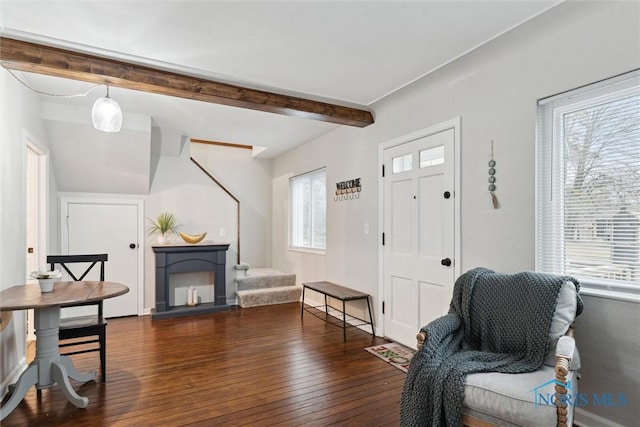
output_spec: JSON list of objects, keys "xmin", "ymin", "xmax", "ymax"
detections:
[
  {"xmin": 382, "ymin": 164, "xmax": 385, "ymax": 177},
  {"xmin": 66, "ymin": 215, "xmax": 69, "ymax": 227},
  {"xmin": 382, "ymin": 301, "xmax": 385, "ymax": 314},
  {"xmin": 382, "ymin": 232, "xmax": 385, "ymax": 246}
]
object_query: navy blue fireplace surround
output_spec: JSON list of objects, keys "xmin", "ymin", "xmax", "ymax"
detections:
[{"xmin": 151, "ymin": 243, "xmax": 230, "ymax": 319}]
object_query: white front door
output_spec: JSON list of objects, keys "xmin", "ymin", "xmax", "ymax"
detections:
[
  {"xmin": 382, "ymin": 125, "xmax": 457, "ymax": 347},
  {"xmin": 63, "ymin": 200, "xmax": 141, "ymax": 318}
]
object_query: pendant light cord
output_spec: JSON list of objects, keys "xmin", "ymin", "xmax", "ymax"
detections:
[{"xmin": 2, "ymin": 65, "xmax": 104, "ymax": 98}]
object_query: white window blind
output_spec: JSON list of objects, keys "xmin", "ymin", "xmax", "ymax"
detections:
[
  {"xmin": 536, "ymin": 70, "xmax": 640, "ymax": 301},
  {"xmin": 290, "ymin": 168, "xmax": 326, "ymax": 251}
]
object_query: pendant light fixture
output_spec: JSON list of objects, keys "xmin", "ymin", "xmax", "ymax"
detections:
[
  {"xmin": 91, "ymin": 85, "xmax": 123, "ymax": 132},
  {"xmin": 3, "ymin": 67, "xmax": 125, "ymax": 132}
]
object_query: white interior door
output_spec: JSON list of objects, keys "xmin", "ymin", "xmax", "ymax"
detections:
[
  {"xmin": 63, "ymin": 200, "xmax": 141, "ymax": 318},
  {"xmin": 383, "ymin": 128, "xmax": 456, "ymax": 347}
]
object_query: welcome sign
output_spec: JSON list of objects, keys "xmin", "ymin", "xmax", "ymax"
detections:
[{"xmin": 335, "ymin": 178, "xmax": 362, "ymax": 200}]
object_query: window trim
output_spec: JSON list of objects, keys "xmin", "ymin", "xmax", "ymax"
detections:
[
  {"xmin": 287, "ymin": 245, "xmax": 327, "ymax": 256},
  {"xmin": 536, "ymin": 70, "xmax": 640, "ymax": 303},
  {"xmin": 578, "ymin": 278, "xmax": 640, "ymax": 303},
  {"xmin": 288, "ymin": 167, "xmax": 327, "ymax": 254}
]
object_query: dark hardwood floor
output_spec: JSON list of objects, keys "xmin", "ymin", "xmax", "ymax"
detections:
[{"xmin": 3, "ymin": 303, "xmax": 406, "ymax": 426}]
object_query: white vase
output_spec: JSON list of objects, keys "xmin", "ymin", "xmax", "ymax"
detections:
[
  {"xmin": 38, "ymin": 278, "xmax": 55, "ymax": 293},
  {"xmin": 157, "ymin": 234, "xmax": 168, "ymax": 244}
]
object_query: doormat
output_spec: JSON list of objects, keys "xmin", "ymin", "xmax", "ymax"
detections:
[{"xmin": 365, "ymin": 343, "xmax": 416, "ymax": 373}]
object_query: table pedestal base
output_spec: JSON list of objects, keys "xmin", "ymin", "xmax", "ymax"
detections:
[{"xmin": 0, "ymin": 306, "xmax": 96, "ymax": 421}]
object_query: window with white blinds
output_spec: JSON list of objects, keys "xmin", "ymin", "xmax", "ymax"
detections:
[
  {"xmin": 289, "ymin": 168, "xmax": 326, "ymax": 252},
  {"xmin": 536, "ymin": 71, "xmax": 640, "ymax": 301}
]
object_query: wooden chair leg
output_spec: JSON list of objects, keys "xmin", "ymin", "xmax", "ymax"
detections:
[{"xmin": 99, "ymin": 330, "xmax": 106, "ymax": 382}]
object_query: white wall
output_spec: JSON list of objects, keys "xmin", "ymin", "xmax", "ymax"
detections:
[
  {"xmin": 58, "ymin": 140, "xmax": 272, "ymax": 313},
  {"xmin": 272, "ymin": 2, "xmax": 640, "ymax": 425},
  {"xmin": 2, "ymin": 1, "xmax": 637, "ymax": 423},
  {"xmin": 191, "ymin": 142, "xmax": 273, "ymax": 268},
  {"xmin": 146, "ymin": 142, "xmax": 273, "ymax": 307},
  {"xmin": 0, "ymin": 70, "xmax": 55, "ymax": 398},
  {"xmin": 45, "ymin": 120, "xmax": 152, "ymax": 194},
  {"xmin": 272, "ymin": 125, "xmax": 378, "ymax": 322},
  {"xmin": 144, "ymin": 145, "xmax": 239, "ymax": 308}
]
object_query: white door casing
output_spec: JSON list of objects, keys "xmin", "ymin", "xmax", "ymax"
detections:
[
  {"xmin": 26, "ymin": 146, "xmax": 40, "ymax": 281},
  {"xmin": 25, "ymin": 136, "xmax": 48, "ymax": 342},
  {"xmin": 379, "ymin": 118, "xmax": 461, "ymax": 347},
  {"xmin": 61, "ymin": 198, "xmax": 144, "ymax": 317}
]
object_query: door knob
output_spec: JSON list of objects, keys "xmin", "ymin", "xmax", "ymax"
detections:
[
  {"xmin": 441, "ymin": 258, "xmax": 452, "ymax": 267},
  {"xmin": 129, "ymin": 243, "xmax": 137, "ymax": 249}
]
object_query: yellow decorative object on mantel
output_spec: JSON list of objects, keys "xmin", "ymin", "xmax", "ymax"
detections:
[{"xmin": 179, "ymin": 231, "xmax": 207, "ymax": 244}]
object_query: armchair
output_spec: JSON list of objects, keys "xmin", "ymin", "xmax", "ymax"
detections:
[{"xmin": 401, "ymin": 268, "xmax": 582, "ymax": 427}]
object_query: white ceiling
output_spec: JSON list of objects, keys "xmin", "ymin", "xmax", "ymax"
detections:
[{"xmin": 1, "ymin": 1, "xmax": 560, "ymax": 158}]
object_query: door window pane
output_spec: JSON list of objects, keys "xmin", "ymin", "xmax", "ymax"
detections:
[
  {"xmin": 392, "ymin": 154, "xmax": 413, "ymax": 173},
  {"xmin": 420, "ymin": 146, "xmax": 445, "ymax": 168}
]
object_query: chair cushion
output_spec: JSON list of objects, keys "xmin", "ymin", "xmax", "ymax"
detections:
[
  {"xmin": 463, "ymin": 366, "xmax": 576, "ymax": 426},
  {"xmin": 544, "ymin": 281, "xmax": 580, "ymax": 368}
]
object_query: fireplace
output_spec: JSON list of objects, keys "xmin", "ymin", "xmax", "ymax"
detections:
[{"xmin": 151, "ymin": 243, "xmax": 230, "ymax": 319}]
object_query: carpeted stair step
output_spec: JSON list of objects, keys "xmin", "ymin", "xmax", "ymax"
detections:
[
  {"xmin": 236, "ymin": 268, "xmax": 296, "ymax": 291},
  {"xmin": 234, "ymin": 266, "xmax": 299, "ymax": 308},
  {"xmin": 236, "ymin": 286, "xmax": 302, "ymax": 308}
]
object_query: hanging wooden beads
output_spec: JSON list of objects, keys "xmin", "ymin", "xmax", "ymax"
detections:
[{"xmin": 489, "ymin": 140, "xmax": 499, "ymax": 209}]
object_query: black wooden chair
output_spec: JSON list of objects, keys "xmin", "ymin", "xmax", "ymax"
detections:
[{"xmin": 47, "ymin": 254, "xmax": 109, "ymax": 381}]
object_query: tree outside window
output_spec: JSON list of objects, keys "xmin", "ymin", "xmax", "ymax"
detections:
[{"xmin": 537, "ymin": 72, "xmax": 640, "ymax": 296}]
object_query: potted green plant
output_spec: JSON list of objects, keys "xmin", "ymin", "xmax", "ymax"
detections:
[{"xmin": 147, "ymin": 212, "xmax": 179, "ymax": 244}]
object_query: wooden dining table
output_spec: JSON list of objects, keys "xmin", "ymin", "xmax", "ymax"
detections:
[{"xmin": 0, "ymin": 281, "xmax": 128, "ymax": 421}]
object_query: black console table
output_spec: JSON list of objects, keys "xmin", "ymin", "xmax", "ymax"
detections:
[{"xmin": 152, "ymin": 243, "xmax": 230, "ymax": 319}]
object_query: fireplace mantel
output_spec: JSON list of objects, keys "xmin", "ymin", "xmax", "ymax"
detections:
[{"xmin": 151, "ymin": 242, "xmax": 230, "ymax": 319}]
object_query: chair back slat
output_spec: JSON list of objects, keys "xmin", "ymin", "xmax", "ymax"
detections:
[{"xmin": 47, "ymin": 254, "xmax": 107, "ymax": 281}]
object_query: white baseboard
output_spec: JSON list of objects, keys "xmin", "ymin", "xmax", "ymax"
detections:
[
  {"xmin": 0, "ymin": 357, "xmax": 28, "ymax": 403},
  {"xmin": 574, "ymin": 408, "xmax": 626, "ymax": 427}
]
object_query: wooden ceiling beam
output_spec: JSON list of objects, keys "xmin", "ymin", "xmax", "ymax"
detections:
[
  {"xmin": 191, "ymin": 138, "xmax": 253, "ymax": 150},
  {"xmin": 0, "ymin": 37, "xmax": 374, "ymax": 127}
]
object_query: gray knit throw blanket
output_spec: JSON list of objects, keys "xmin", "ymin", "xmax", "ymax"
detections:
[{"xmin": 400, "ymin": 267, "xmax": 582, "ymax": 427}]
